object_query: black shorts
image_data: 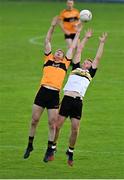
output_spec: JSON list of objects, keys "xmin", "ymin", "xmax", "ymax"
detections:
[
  {"xmin": 64, "ymin": 33, "xmax": 76, "ymax": 40},
  {"xmin": 59, "ymin": 95, "xmax": 83, "ymax": 120},
  {"xmin": 34, "ymin": 86, "xmax": 59, "ymax": 109}
]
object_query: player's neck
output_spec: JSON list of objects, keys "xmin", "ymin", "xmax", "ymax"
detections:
[
  {"xmin": 54, "ymin": 57, "xmax": 63, "ymax": 63},
  {"xmin": 67, "ymin": 7, "xmax": 73, "ymax": 10},
  {"xmin": 82, "ymin": 67, "xmax": 88, "ymax": 71}
]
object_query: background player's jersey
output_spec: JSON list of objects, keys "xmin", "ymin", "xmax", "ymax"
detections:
[
  {"xmin": 40, "ymin": 52, "xmax": 71, "ymax": 90},
  {"xmin": 59, "ymin": 8, "xmax": 80, "ymax": 34}
]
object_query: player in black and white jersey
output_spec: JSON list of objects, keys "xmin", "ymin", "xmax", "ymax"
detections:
[{"xmin": 53, "ymin": 30, "xmax": 108, "ymax": 166}]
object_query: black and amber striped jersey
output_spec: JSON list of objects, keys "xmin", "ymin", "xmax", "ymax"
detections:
[
  {"xmin": 40, "ymin": 52, "xmax": 71, "ymax": 90},
  {"xmin": 59, "ymin": 8, "xmax": 80, "ymax": 34},
  {"xmin": 72, "ymin": 62, "xmax": 97, "ymax": 79}
]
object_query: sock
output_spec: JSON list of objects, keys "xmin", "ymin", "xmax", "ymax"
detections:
[
  {"xmin": 52, "ymin": 142, "xmax": 56, "ymax": 150},
  {"xmin": 28, "ymin": 136, "xmax": 34, "ymax": 148},
  {"xmin": 48, "ymin": 141, "xmax": 53, "ymax": 149},
  {"xmin": 68, "ymin": 146, "xmax": 74, "ymax": 153}
]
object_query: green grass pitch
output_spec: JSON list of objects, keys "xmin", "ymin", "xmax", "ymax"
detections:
[{"xmin": 0, "ymin": 1, "xmax": 124, "ymax": 179}]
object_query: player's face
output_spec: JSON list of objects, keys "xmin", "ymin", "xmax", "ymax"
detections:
[
  {"xmin": 82, "ymin": 60, "xmax": 92, "ymax": 70},
  {"xmin": 54, "ymin": 49, "xmax": 64, "ymax": 61},
  {"xmin": 67, "ymin": 0, "xmax": 74, "ymax": 9}
]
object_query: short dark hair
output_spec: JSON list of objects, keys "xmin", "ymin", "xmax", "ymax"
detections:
[
  {"xmin": 67, "ymin": 0, "xmax": 74, "ymax": 2},
  {"xmin": 56, "ymin": 49, "xmax": 65, "ymax": 58},
  {"xmin": 87, "ymin": 58, "xmax": 93, "ymax": 63}
]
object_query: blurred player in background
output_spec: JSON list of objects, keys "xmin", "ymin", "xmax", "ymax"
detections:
[
  {"xmin": 53, "ymin": 31, "xmax": 108, "ymax": 166},
  {"xmin": 59, "ymin": 0, "xmax": 80, "ymax": 48},
  {"xmin": 23, "ymin": 16, "xmax": 82, "ymax": 162}
]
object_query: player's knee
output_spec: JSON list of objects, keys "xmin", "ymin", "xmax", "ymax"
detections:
[
  {"xmin": 48, "ymin": 119, "xmax": 56, "ymax": 130},
  {"xmin": 72, "ymin": 126, "xmax": 79, "ymax": 135},
  {"xmin": 56, "ymin": 123, "xmax": 61, "ymax": 131},
  {"xmin": 31, "ymin": 114, "xmax": 40, "ymax": 125}
]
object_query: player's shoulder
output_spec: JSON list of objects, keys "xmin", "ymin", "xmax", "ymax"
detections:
[
  {"xmin": 72, "ymin": 8, "xmax": 80, "ymax": 13},
  {"xmin": 60, "ymin": 9, "xmax": 67, "ymax": 14},
  {"xmin": 44, "ymin": 52, "xmax": 54, "ymax": 59},
  {"xmin": 44, "ymin": 51, "xmax": 52, "ymax": 56},
  {"xmin": 60, "ymin": 8, "xmax": 79, "ymax": 14}
]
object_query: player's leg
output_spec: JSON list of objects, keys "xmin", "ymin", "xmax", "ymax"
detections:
[
  {"xmin": 65, "ymin": 38, "xmax": 73, "ymax": 49},
  {"xmin": 29, "ymin": 104, "xmax": 44, "ymax": 137},
  {"xmin": 53, "ymin": 114, "xmax": 66, "ymax": 147},
  {"xmin": 24, "ymin": 86, "xmax": 46, "ymax": 159},
  {"xmin": 66, "ymin": 118, "xmax": 80, "ymax": 166},
  {"xmin": 24, "ymin": 104, "xmax": 44, "ymax": 159},
  {"xmin": 66, "ymin": 97, "xmax": 82, "ymax": 166},
  {"xmin": 54, "ymin": 95, "xmax": 71, "ymax": 150},
  {"xmin": 69, "ymin": 118, "xmax": 80, "ymax": 147},
  {"xmin": 43, "ymin": 89, "xmax": 60, "ymax": 162},
  {"xmin": 43, "ymin": 108, "xmax": 58, "ymax": 162},
  {"xmin": 47, "ymin": 109, "xmax": 58, "ymax": 142},
  {"xmin": 65, "ymin": 33, "xmax": 78, "ymax": 49}
]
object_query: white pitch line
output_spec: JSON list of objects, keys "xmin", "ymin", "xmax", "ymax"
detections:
[
  {"xmin": 29, "ymin": 34, "xmax": 124, "ymax": 54},
  {"xmin": 0, "ymin": 145, "xmax": 124, "ymax": 155},
  {"xmin": 29, "ymin": 35, "xmax": 44, "ymax": 46},
  {"xmin": 29, "ymin": 34, "xmax": 66, "ymax": 48}
]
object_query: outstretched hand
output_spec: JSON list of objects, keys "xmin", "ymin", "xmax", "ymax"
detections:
[
  {"xmin": 99, "ymin": 32, "xmax": 108, "ymax": 43},
  {"xmin": 84, "ymin": 28, "xmax": 93, "ymax": 39},
  {"xmin": 51, "ymin": 16, "xmax": 59, "ymax": 27}
]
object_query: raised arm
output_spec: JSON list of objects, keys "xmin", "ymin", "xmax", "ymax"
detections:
[
  {"xmin": 92, "ymin": 32, "xmax": 108, "ymax": 69},
  {"xmin": 65, "ymin": 23, "xmax": 83, "ymax": 60},
  {"xmin": 44, "ymin": 16, "xmax": 59, "ymax": 54},
  {"xmin": 73, "ymin": 29, "xmax": 93, "ymax": 64}
]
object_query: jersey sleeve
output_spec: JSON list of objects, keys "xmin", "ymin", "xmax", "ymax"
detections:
[
  {"xmin": 72, "ymin": 62, "xmax": 80, "ymax": 70},
  {"xmin": 64, "ymin": 56, "xmax": 72, "ymax": 69},
  {"xmin": 44, "ymin": 52, "xmax": 53, "ymax": 63},
  {"xmin": 59, "ymin": 10, "xmax": 64, "ymax": 21},
  {"xmin": 89, "ymin": 66, "xmax": 97, "ymax": 78}
]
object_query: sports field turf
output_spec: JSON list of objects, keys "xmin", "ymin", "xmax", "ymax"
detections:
[{"xmin": 0, "ymin": 0, "xmax": 124, "ymax": 179}]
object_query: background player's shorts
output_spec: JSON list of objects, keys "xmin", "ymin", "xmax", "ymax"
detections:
[
  {"xmin": 34, "ymin": 86, "xmax": 59, "ymax": 109},
  {"xmin": 59, "ymin": 95, "xmax": 83, "ymax": 120},
  {"xmin": 64, "ymin": 33, "xmax": 76, "ymax": 40}
]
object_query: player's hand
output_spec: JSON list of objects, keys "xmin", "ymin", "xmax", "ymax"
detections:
[
  {"xmin": 84, "ymin": 28, "xmax": 93, "ymax": 39},
  {"xmin": 99, "ymin": 32, "xmax": 108, "ymax": 43},
  {"xmin": 51, "ymin": 16, "xmax": 59, "ymax": 27}
]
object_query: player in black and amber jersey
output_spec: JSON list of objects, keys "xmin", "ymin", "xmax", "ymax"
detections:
[
  {"xmin": 59, "ymin": 0, "xmax": 80, "ymax": 48},
  {"xmin": 23, "ymin": 16, "xmax": 82, "ymax": 162}
]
